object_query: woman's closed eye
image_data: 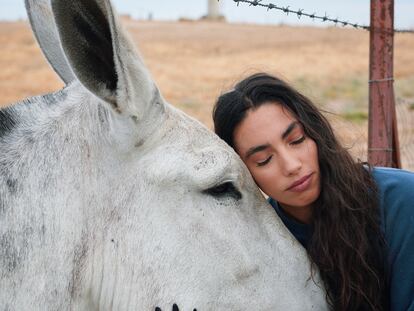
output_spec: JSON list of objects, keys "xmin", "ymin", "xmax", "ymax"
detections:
[
  {"xmin": 257, "ymin": 155, "xmax": 273, "ymax": 167},
  {"xmin": 256, "ymin": 136, "xmax": 305, "ymax": 167},
  {"xmin": 290, "ymin": 135, "xmax": 306, "ymax": 145}
]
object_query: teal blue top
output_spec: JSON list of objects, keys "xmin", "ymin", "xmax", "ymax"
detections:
[{"xmin": 269, "ymin": 167, "xmax": 414, "ymax": 311}]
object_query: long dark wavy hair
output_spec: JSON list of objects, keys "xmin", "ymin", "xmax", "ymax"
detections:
[{"xmin": 213, "ymin": 73, "xmax": 389, "ymax": 310}]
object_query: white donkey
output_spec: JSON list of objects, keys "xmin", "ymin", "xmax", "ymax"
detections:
[{"xmin": 0, "ymin": 0, "xmax": 328, "ymax": 310}]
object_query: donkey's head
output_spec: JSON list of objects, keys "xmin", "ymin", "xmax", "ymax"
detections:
[{"xmin": 0, "ymin": 0, "xmax": 327, "ymax": 309}]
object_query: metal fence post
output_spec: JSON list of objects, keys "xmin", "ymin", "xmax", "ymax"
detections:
[{"xmin": 368, "ymin": 0, "xmax": 401, "ymax": 168}]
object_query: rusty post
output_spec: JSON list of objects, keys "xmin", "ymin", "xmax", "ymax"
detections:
[
  {"xmin": 368, "ymin": 0, "xmax": 400, "ymax": 168},
  {"xmin": 392, "ymin": 96, "xmax": 402, "ymax": 167}
]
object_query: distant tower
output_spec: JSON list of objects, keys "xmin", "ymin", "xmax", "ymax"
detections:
[
  {"xmin": 208, "ymin": 0, "xmax": 221, "ymax": 19},
  {"xmin": 201, "ymin": 0, "xmax": 226, "ymax": 22}
]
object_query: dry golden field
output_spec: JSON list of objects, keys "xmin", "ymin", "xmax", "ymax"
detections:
[{"xmin": 1, "ymin": 19, "xmax": 414, "ymax": 166}]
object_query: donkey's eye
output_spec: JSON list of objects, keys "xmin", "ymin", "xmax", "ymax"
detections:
[{"xmin": 204, "ymin": 182, "xmax": 242, "ymax": 200}]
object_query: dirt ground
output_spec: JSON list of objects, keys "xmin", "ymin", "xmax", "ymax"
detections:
[{"xmin": 1, "ymin": 19, "xmax": 414, "ymax": 167}]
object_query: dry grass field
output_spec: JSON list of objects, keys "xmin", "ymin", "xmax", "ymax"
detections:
[{"xmin": 1, "ymin": 19, "xmax": 414, "ymax": 166}]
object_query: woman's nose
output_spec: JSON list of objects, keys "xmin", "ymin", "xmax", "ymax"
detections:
[{"xmin": 280, "ymin": 150, "xmax": 302, "ymax": 176}]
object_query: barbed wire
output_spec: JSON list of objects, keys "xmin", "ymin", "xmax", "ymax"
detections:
[{"xmin": 219, "ymin": 0, "xmax": 414, "ymax": 34}]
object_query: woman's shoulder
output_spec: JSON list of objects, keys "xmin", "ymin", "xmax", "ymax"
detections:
[
  {"xmin": 371, "ymin": 165, "xmax": 414, "ymax": 182},
  {"xmin": 369, "ymin": 166, "xmax": 414, "ymax": 217},
  {"xmin": 370, "ymin": 167, "xmax": 414, "ymax": 310},
  {"xmin": 369, "ymin": 166, "xmax": 413, "ymax": 248},
  {"xmin": 370, "ymin": 166, "xmax": 414, "ymax": 198},
  {"xmin": 371, "ymin": 166, "xmax": 413, "ymax": 260}
]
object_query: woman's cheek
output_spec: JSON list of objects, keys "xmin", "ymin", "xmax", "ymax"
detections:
[{"xmin": 254, "ymin": 170, "xmax": 275, "ymax": 193}]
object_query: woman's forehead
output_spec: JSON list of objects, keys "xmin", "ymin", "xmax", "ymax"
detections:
[
  {"xmin": 242, "ymin": 103, "xmax": 296, "ymax": 133},
  {"xmin": 234, "ymin": 103, "xmax": 299, "ymax": 152}
]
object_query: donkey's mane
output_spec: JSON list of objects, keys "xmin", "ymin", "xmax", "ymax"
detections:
[
  {"xmin": 0, "ymin": 108, "xmax": 17, "ymax": 140},
  {"xmin": 0, "ymin": 85, "xmax": 77, "ymax": 140},
  {"xmin": 0, "ymin": 82, "xmax": 106, "ymax": 182}
]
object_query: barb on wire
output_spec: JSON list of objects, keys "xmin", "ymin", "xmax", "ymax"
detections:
[{"xmin": 217, "ymin": 0, "xmax": 414, "ymax": 34}]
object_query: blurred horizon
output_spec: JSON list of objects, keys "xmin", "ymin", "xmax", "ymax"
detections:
[{"xmin": 1, "ymin": 0, "xmax": 414, "ymax": 29}]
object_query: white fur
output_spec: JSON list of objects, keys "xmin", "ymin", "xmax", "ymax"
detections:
[{"xmin": 0, "ymin": 0, "xmax": 328, "ymax": 310}]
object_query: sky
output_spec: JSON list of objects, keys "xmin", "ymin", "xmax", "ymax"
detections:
[{"xmin": 1, "ymin": 0, "xmax": 413, "ymax": 29}]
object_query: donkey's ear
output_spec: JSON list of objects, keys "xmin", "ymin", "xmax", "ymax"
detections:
[
  {"xmin": 25, "ymin": 0, "xmax": 76, "ymax": 84},
  {"xmin": 51, "ymin": 0, "xmax": 163, "ymax": 121}
]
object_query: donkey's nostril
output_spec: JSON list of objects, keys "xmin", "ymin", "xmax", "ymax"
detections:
[{"xmin": 172, "ymin": 304, "xmax": 179, "ymax": 311}]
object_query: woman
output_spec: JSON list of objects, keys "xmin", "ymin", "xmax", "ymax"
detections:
[{"xmin": 213, "ymin": 73, "xmax": 414, "ymax": 311}]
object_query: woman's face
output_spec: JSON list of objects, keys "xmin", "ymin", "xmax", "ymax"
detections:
[{"xmin": 233, "ymin": 102, "xmax": 321, "ymax": 215}]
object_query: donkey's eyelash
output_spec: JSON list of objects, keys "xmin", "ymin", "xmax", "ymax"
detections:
[{"xmin": 204, "ymin": 182, "xmax": 242, "ymax": 200}]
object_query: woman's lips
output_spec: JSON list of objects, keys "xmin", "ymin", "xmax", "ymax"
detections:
[{"xmin": 286, "ymin": 173, "xmax": 313, "ymax": 192}]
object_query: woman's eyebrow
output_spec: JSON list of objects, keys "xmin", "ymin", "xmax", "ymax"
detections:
[
  {"xmin": 244, "ymin": 122, "xmax": 299, "ymax": 159},
  {"xmin": 245, "ymin": 144, "xmax": 270, "ymax": 159},
  {"xmin": 282, "ymin": 121, "xmax": 299, "ymax": 140}
]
